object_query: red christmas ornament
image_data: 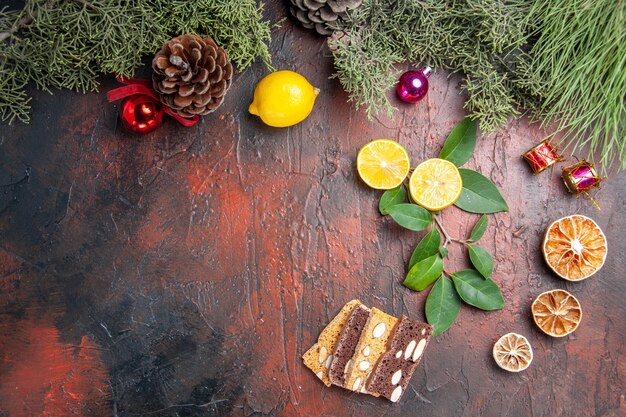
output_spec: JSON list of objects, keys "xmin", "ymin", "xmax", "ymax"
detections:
[
  {"xmin": 120, "ymin": 95, "xmax": 164, "ymax": 134},
  {"xmin": 396, "ymin": 66, "xmax": 432, "ymax": 103},
  {"xmin": 107, "ymin": 77, "xmax": 199, "ymax": 134}
]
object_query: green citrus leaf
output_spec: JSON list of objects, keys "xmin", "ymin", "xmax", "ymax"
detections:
[
  {"xmin": 408, "ymin": 228, "xmax": 441, "ymax": 270},
  {"xmin": 438, "ymin": 117, "xmax": 477, "ymax": 166},
  {"xmin": 426, "ymin": 276, "xmax": 461, "ymax": 336},
  {"xmin": 439, "ymin": 245, "xmax": 448, "ymax": 258},
  {"xmin": 451, "ymin": 270, "xmax": 504, "ymax": 311},
  {"xmin": 403, "ymin": 255, "xmax": 443, "ymax": 291},
  {"xmin": 379, "ymin": 185, "xmax": 407, "ymax": 215},
  {"xmin": 467, "ymin": 244, "xmax": 493, "ymax": 278},
  {"xmin": 454, "ymin": 169, "xmax": 509, "ymax": 214},
  {"xmin": 468, "ymin": 214, "xmax": 488, "ymax": 242},
  {"xmin": 387, "ymin": 204, "xmax": 433, "ymax": 231}
]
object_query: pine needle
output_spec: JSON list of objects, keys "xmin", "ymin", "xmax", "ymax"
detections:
[{"xmin": 522, "ymin": 0, "xmax": 626, "ymax": 170}]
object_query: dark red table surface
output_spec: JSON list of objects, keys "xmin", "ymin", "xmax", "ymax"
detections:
[{"xmin": 1, "ymin": 6, "xmax": 625, "ymax": 417}]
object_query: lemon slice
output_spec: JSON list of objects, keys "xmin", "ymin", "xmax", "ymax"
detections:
[
  {"xmin": 409, "ymin": 158, "xmax": 462, "ymax": 211},
  {"xmin": 493, "ymin": 333, "xmax": 533, "ymax": 372},
  {"xmin": 357, "ymin": 139, "xmax": 410, "ymax": 189}
]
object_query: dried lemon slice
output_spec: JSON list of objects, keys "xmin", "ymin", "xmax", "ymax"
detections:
[
  {"xmin": 357, "ymin": 139, "xmax": 410, "ymax": 189},
  {"xmin": 409, "ymin": 158, "xmax": 462, "ymax": 211},
  {"xmin": 493, "ymin": 333, "xmax": 533, "ymax": 372},
  {"xmin": 542, "ymin": 215, "xmax": 607, "ymax": 281},
  {"xmin": 531, "ymin": 289, "xmax": 582, "ymax": 337}
]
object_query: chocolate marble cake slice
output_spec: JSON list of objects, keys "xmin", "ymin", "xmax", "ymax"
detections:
[
  {"xmin": 328, "ymin": 304, "xmax": 370, "ymax": 387},
  {"xmin": 344, "ymin": 307, "xmax": 398, "ymax": 395},
  {"xmin": 366, "ymin": 315, "xmax": 433, "ymax": 402}
]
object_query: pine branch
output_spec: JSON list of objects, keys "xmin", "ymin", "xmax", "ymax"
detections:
[
  {"xmin": 330, "ymin": 0, "xmax": 530, "ymax": 133},
  {"xmin": 0, "ymin": 0, "xmax": 274, "ymax": 124},
  {"xmin": 0, "ymin": 7, "xmax": 34, "ymax": 43},
  {"xmin": 0, "ymin": 61, "xmax": 31, "ymax": 124},
  {"xmin": 72, "ymin": 0, "xmax": 98, "ymax": 11}
]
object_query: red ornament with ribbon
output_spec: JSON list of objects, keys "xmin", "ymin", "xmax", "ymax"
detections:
[{"xmin": 107, "ymin": 78, "xmax": 198, "ymax": 134}]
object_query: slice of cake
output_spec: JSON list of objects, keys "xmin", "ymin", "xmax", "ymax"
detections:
[
  {"xmin": 302, "ymin": 299, "xmax": 362, "ymax": 386},
  {"xmin": 365, "ymin": 315, "xmax": 433, "ymax": 402},
  {"xmin": 344, "ymin": 307, "xmax": 398, "ymax": 394},
  {"xmin": 328, "ymin": 304, "xmax": 370, "ymax": 387}
]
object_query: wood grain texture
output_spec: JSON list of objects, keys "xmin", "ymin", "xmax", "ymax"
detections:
[{"xmin": 0, "ymin": 4, "xmax": 624, "ymax": 416}]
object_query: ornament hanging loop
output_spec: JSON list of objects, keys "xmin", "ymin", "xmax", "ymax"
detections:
[{"xmin": 583, "ymin": 192, "xmax": 602, "ymax": 211}]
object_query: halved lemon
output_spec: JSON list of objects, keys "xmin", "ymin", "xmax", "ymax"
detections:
[
  {"xmin": 409, "ymin": 158, "xmax": 462, "ymax": 211},
  {"xmin": 542, "ymin": 215, "xmax": 607, "ymax": 281},
  {"xmin": 531, "ymin": 289, "xmax": 582, "ymax": 337},
  {"xmin": 356, "ymin": 139, "xmax": 410, "ymax": 189},
  {"xmin": 493, "ymin": 333, "xmax": 533, "ymax": 372}
]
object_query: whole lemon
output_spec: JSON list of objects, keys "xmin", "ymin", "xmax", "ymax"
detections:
[{"xmin": 249, "ymin": 70, "xmax": 319, "ymax": 127}]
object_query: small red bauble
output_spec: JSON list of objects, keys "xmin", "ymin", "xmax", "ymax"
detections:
[
  {"xmin": 396, "ymin": 66, "xmax": 432, "ymax": 103},
  {"xmin": 120, "ymin": 95, "xmax": 165, "ymax": 134}
]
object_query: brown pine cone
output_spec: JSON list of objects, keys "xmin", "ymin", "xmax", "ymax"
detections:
[
  {"xmin": 287, "ymin": 0, "xmax": 362, "ymax": 36},
  {"xmin": 152, "ymin": 34, "xmax": 233, "ymax": 117}
]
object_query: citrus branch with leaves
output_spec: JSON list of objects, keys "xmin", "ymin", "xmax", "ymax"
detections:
[{"xmin": 373, "ymin": 117, "xmax": 509, "ymax": 336}]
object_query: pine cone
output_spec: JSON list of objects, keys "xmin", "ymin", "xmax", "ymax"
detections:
[
  {"xmin": 152, "ymin": 34, "xmax": 233, "ymax": 117},
  {"xmin": 287, "ymin": 0, "xmax": 362, "ymax": 36}
]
